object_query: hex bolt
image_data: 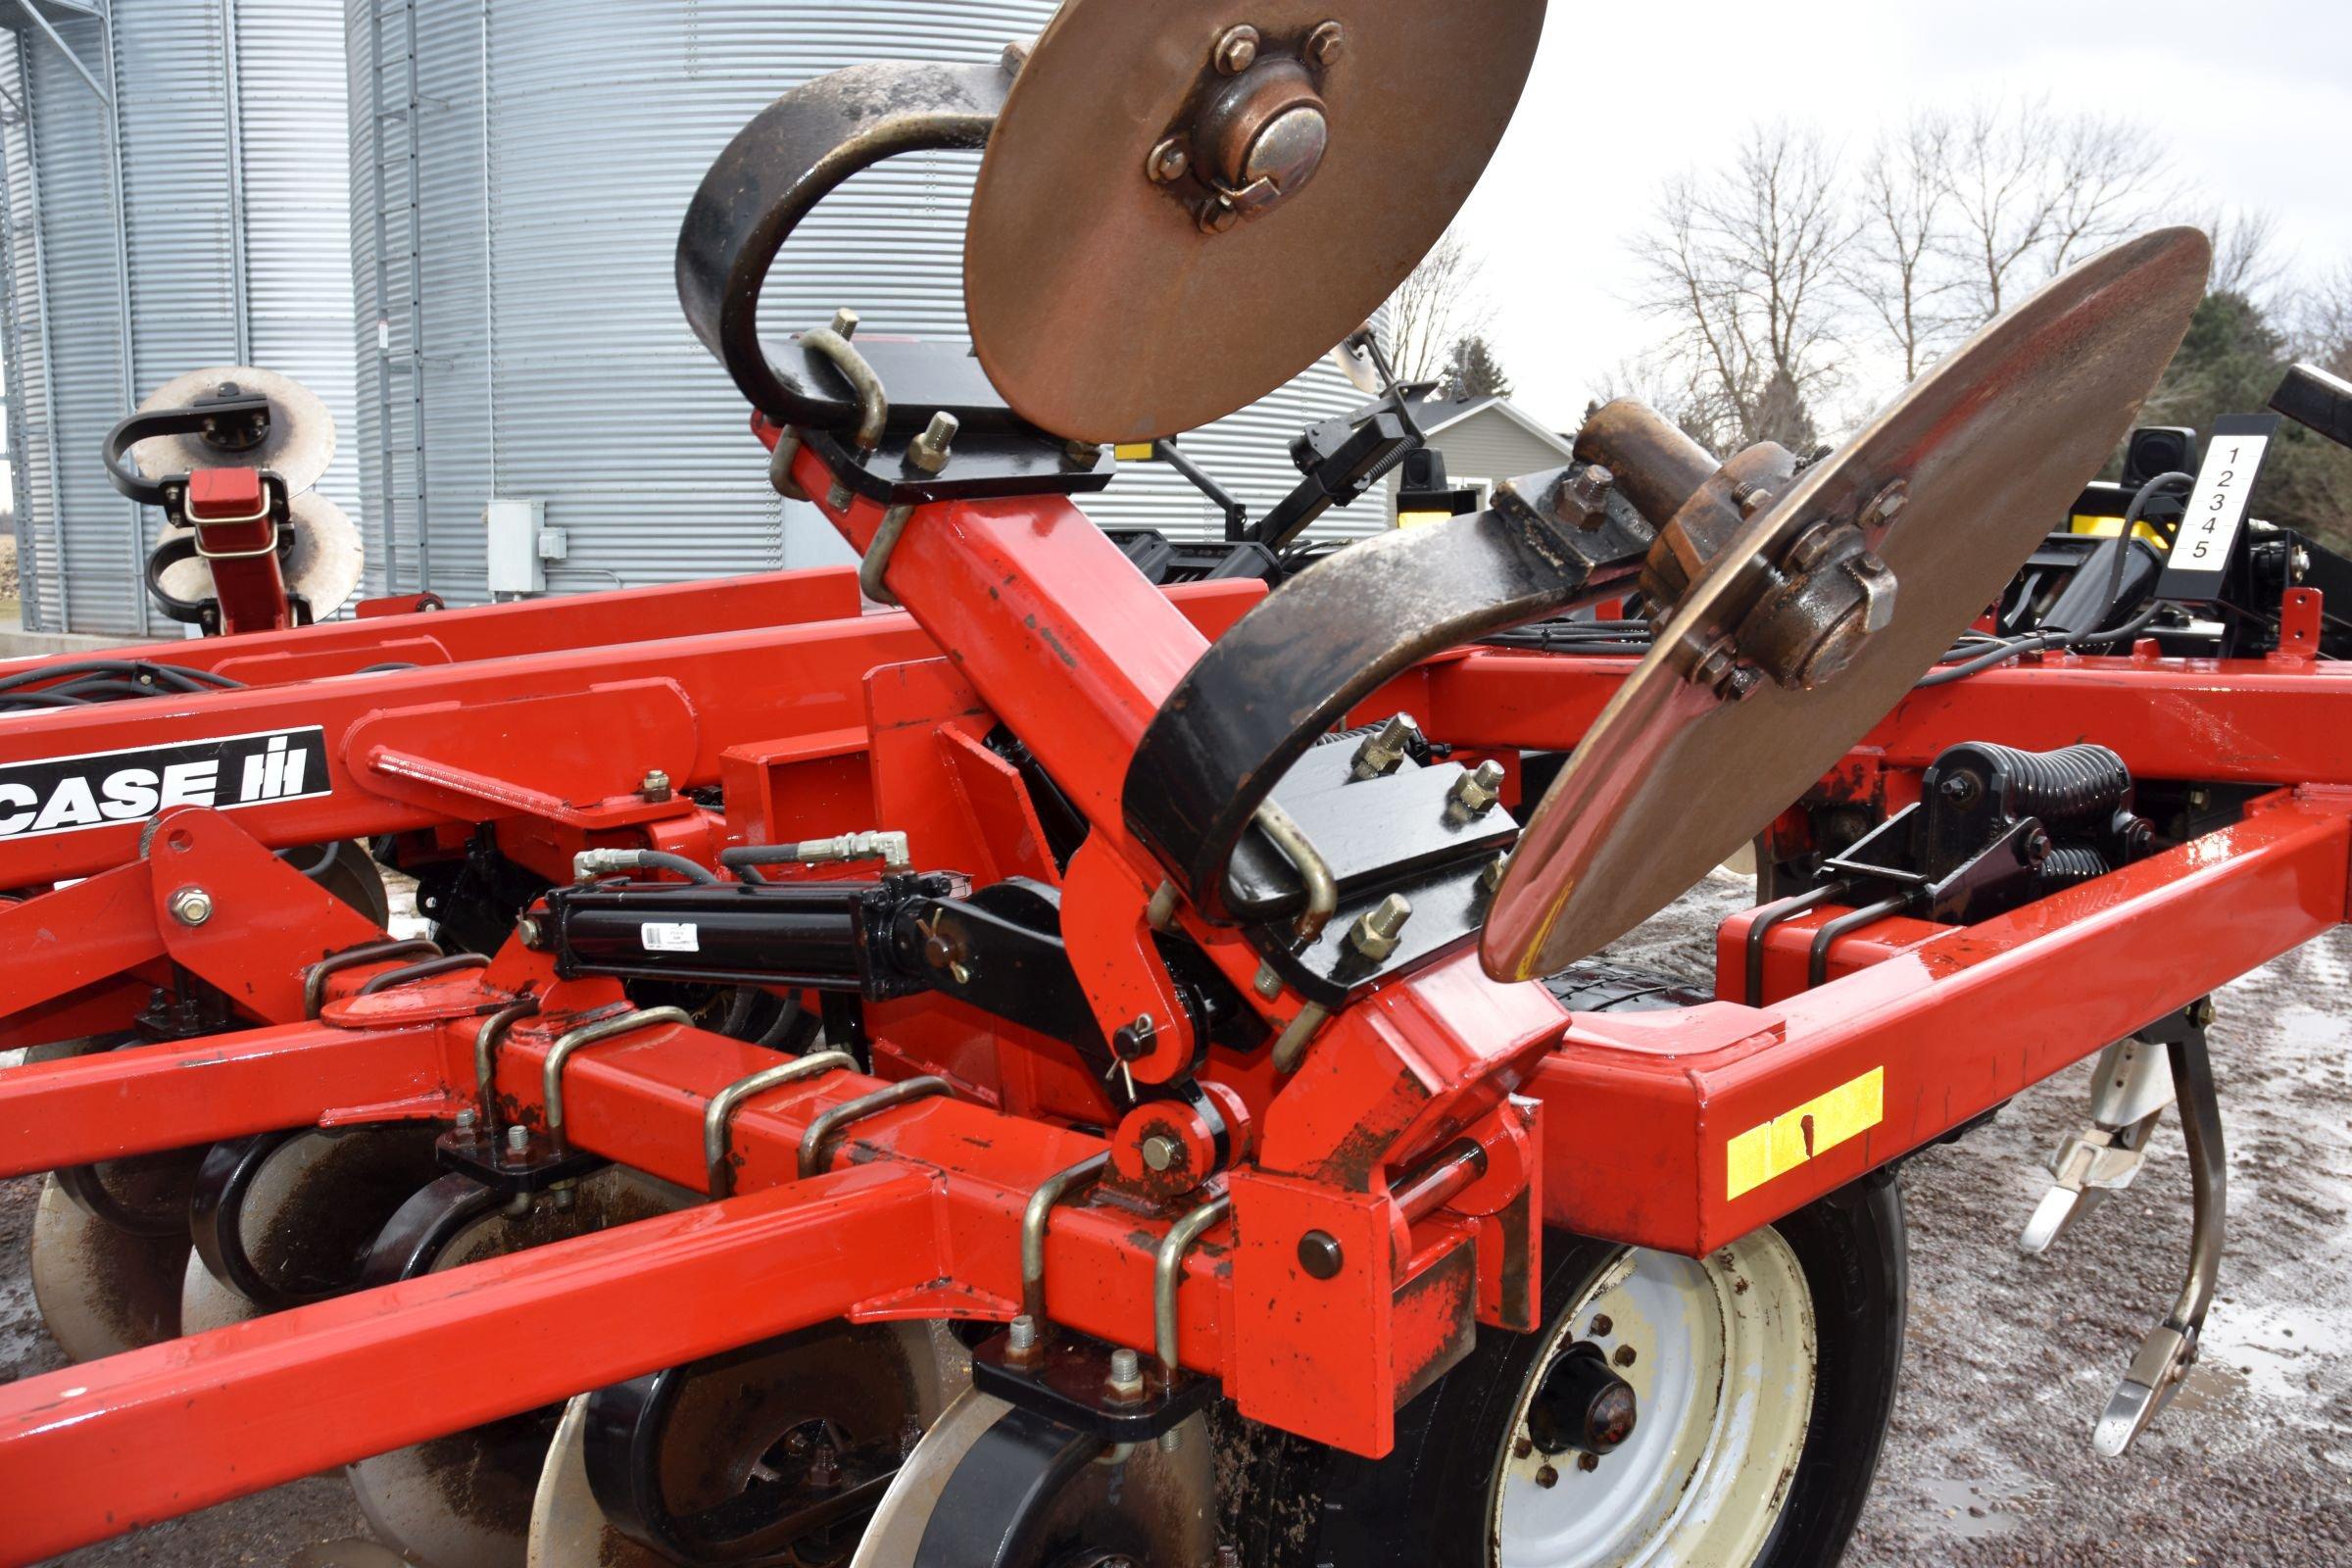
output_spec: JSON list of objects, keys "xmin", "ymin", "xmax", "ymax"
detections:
[
  {"xmin": 1567, "ymin": 464, "xmax": 1614, "ymax": 514},
  {"xmin": 169, "ymin": 886, "xmax": 215, "ymax": 927},
  {"xmin": 1535, "ymin": 1463, "xmax": 1560, "ymax": 1489},
  {"xmin": 1297, "ymin": 1230, "xmax": 1345, "ymax": 1279},
  {"xmin": 1613, "ymin": 1344, "xmax": 1638, "ymax": 1368},
  {"xmin": 1146, "ymin": 137, "xmax": 1191, "ymax": 183},
  {"xmin": 829, "ymin": 307, "xmax": 859, "ymax": 339},
  {"xmin": 1349, "ymin": 713, "xmax": 1422, "ymax": 780},
  {"xmin": 1446, "ymin": 760, "xmax": 1506, "ymax": 819},
  {"xmin": 1578, "ymin": 1451, "xmax": 1600, "ymax": 1472},
  {"xmin": 1480, "ymin": 852, "xmax": 1510, "ymax": 896},
  {"xmin": 1063, "ymin": 438, "xmax": 1105, "ymax": 468},
  {"xmin": 515, "ymin": 914, "xmax": 544, "ymax": 950},
  {"xmin": 1212, "ymin": 24, "xmax": 1259, "ymax": 74},
  {"xmin": 1252, "ymin": 962, "xmax": 1283, "ymax": 1000},
  {"xmin": 506, "ymin": 1123, "xmax": 531, "ymax": 1156},
  {"xmin": 1198, "ymin": 199, "xmax": 1242, "ymax": 235},
  {"xmin": 1857, "ymin": 477, "xmax": 1908, "ymax": 537},
  {"xmin": 2191, "ymin": 996, "xmax": 2218, "ymax": 1028},
  {"xmin": 455, "ymin": 1108, "xmax": 478, "ymax": 1133},
  {"xmin": 1007, "ymin": 1314, "xmax": 1040, "ymax": 1355},
  {"xmin": 906, "ymin": 410, "xmax": 959, "ymax": 475},
  {"xmin": 639, "ymin": 767, "xmax": 673, "ymax": 803},
  {"xmin": 1348, "ymin": 894, "xmax": 1412, "ymax": 962},
  {"xmin": 1305, "ymin": 20, "xmax": 1345, "ymax": 67},
  {"xmin": 1589, "ymin": 1313, "xmax": 1613, "ymax": 1337},
  {"xmin": 1107, "ymin": 1346, "xmax": 1146, "ymax": 1398},
  {"xmin": 1141, "ymin": 1134, "xmax": 1181, "ymax": 1173}
]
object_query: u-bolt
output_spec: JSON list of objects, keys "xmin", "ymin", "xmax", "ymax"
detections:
[
  {"xmin": 302, "ymin": 937, "xmax": 441, "ymax": 1018},
  {"xmin": 1154, "ymin": 1192, "xmax": 1232, "ymax": 1374},
  {"xmin": 1742, "ymin": 879, "xmax": 1849, "ymax": 1006},
  {"xmin": 471, "ymin": 996, "xmax": 542, "ymax": 1136},
  {"xmin": 798, "ymin": 1075, "xmax": 951, "ymax": 1179},
  {"xmin": 542, "ymin": 1005, "xmax": 696, "ymax": 1155},
  {"xmin": 704, "ymin": 1051, "xmax": 857, "ymax": 1198},
  {"xmin": 1020, "ymin": 1152, "xmax": 1111, "ymax": 1325},
  {"xmin": 1253, "ymin": 799, "xmax": 1337, "ymax": 941}
]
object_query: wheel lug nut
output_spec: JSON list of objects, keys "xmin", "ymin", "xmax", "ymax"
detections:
[
  {"xmin": 1535, "ymin": 1463, "xmax": 1559, "ymax": 1489},
  {"xmin": 1578, "ymin": 1451, "xmax": 1600, "ymax": 1472},
  {"xmin": 1590, "ymin": 1314, "xmax": 1612, "ymax": 1337},
  {"xmin": 1613, "ymin": 1344, "xmax": 1637, "ymax": 1368}
]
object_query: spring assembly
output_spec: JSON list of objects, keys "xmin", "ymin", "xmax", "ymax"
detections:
[
  {"xmin": 1953, "ymin": 741, "xmax": 2133, "ymax": 830},
  {"xmin": 2035, "ymin": 842, "xmax": 2114, "ymax": 894}
]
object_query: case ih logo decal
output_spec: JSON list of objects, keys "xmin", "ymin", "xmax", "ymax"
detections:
[{"xmin": 0, "ymin": 726, "xmax": 330, "ymax": 841}]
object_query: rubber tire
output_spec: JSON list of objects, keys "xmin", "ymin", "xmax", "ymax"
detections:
[{"xmin": 1308, "ymin": 1171, "xmax": 1908, "ymax": 1568}]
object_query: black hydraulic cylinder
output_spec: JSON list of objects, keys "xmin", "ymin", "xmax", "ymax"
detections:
[{"xmin": 542, "ymin": 874, "xmax": 953, "ymax": 998}]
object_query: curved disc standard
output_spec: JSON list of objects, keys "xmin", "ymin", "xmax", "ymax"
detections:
[
  {"xmin": 965, "ymin": 0, "xmax": 1545, "ymax": 443},
  {"xmin": 157, "ymin": 491, "xmax": 366, "ymax": 619},
  {"xmin": 182, "ymin": 1126, "xmax": 441, "ymax": 1333},
  {"xmin": 528, "ymin": 1396, "xmax": 664, "ymax": 1568},
  {"xmin": 351, "ymin": 1170, "xmax": 686, "ymax": 1568},
  {"xmin": 1483, "ymin": 226, "xmax": 2212, "ymax": 980},
  {"xmin": 129, "ymin": 365, "xmax": 336, "ymax": 494},
  {"xmin": 853, "ymin": 1389, "xmax": 1215, "ymax": 1568}
]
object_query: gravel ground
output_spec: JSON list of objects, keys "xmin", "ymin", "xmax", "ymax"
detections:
[{"xmin": 5, "ymin": 875, "xmax": 2347, "ymax": 1565}]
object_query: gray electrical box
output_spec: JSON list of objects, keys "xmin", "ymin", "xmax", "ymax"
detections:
[{"xmin": 485, "ymin": 499, "xmax": 548, "ymax": 596}]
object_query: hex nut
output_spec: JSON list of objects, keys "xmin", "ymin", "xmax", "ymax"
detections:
[{"xmin": 1213, "ymin": 24, "xmax": 1260, "ymax": 74}]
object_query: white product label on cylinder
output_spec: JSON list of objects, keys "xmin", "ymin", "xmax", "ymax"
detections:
[{"xmin": 641, "ymin": 921, "xmax": 701, "ymax": 954}]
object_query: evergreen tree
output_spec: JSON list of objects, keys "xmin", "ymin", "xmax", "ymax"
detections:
[
  {"xmin": 2141, "ymin": 292, "xmax": 2352, "ymax": 553},
  {"xmin": 1441, "ymin": 335, "xmax": 1513, "ymax": 400},
  {"xmin": 1750, "ymin": 368, "xmax": 1820, "ymax": 454}
]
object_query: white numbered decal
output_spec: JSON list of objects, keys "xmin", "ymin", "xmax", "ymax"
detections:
[
  {"xmin": 2158, "ymin": 414, "xmax": 2280, "ymax": 601},
  {"xmin": 640, "ymin": 921, "xmax": 702, "ymax": 954}
]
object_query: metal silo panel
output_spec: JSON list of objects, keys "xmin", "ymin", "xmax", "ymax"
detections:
[
  {"xmin": 2, "ymin": 1, "xmax": 358, "ymax": 637},
  {"xmin": 234, "ymin": 0, "xmax": 363, "ymax": 531},
  {"xmin": 350, "ymin": 1, "xmax": 1394, "ymax": 606},
  {"xmin": 10, "ymin": 9, "xmax": 142, "ymax": 636}
]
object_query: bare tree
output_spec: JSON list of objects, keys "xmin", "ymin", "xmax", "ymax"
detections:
[
  {"xmin": 1845, "ymin": 112, "xmax": 1960, "ymax": 380},
  {"xmin": 1629, "ymin": 122, "xmax": 1853, "ymax": 453},
  {"xmin": 2199, "ymin": 207, "xmax": 2286, "ymax": 303},
  {"xmin": 1945, "ymin": 95, "xmax": 2170, "ymax": 319},
  {"xmin": 2295, "ymin": 262, "xmax": 2352, "ymax": 377},
  {"xmin": 1384, "ymin": 227, "xmax": 1494, "ymax": 383}
]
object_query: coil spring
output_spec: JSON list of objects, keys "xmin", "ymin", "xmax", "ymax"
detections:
[
  {"xmin": 2036, "ymin": 842, "xmax": 2113, "ymax": 893},
  {"xmin": 1978, "ymin": 741, "xmax": 2132, "ymax": 829}
]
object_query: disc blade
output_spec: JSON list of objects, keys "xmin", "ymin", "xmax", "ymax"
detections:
[
  {"xmin": 286, "ymin": 492, "xmax": 365, "ymax": 617},
  {"xmin": 155, "ymin": 491, "xmax": 364, "ymax": 619},
  {"xmin": 527, "ymin": 1396, "xmax": 664, "ymax": 1568},
  {"xmin": 1483, "ymin": 226, "xmax": 2211, "ymax": 980},
  {"xmin": 966, "ymin": 0, "xmax": 1545, "ymax": 442},
  {"xmin": 130, "ymin": 366, "xmax": 336, "ymax": 494},
  {"xmin": 29, "ymin": 1175, "xmax": 187, "ymax": 1361}
]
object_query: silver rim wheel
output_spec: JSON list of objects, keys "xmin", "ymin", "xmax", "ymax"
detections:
[{"xmin": 1491, "ymin": 1229, "xmax": 1816, "ymax": 1568}]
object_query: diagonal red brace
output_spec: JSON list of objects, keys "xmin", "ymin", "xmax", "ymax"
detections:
[{"xmin": 0, "ymin": 1164, "xmax": 942, "ymax": 1565}]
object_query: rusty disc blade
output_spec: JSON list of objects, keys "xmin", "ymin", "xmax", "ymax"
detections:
[
  {"xmin": 965, "ymin": 0, "xmax": 1546, "ymax": 444},
  {"xmin": 1483, "ymin": 226, "xmax": 2211, "ymax": 981}
]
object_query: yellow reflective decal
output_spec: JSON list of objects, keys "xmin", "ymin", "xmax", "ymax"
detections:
[
  {"xmin": 1112, "ymin": 443, "xmax": 1157, "ymax": 463},
  {"xmin": 1725, "ymin": 1066, "xmax": 1884, "ymax": 1200}
]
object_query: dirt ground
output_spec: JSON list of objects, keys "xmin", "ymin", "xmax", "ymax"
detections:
[{"xmin": 5, "ymin": 876, "xmax": 2347, "ymax": 1565}]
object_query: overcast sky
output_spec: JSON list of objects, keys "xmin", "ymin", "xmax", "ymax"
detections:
[{"xmin": 1453, "ymin": 0, "xmax": 2352, "ymax": 434}]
